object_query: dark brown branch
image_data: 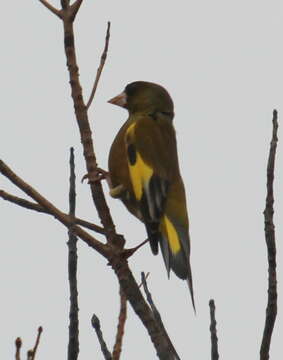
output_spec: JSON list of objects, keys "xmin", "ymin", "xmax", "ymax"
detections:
[
  {"xmin": 112, "ymin": 287, "xmax": 127, "ymax": 360},
  {"xmin": 61, "ymin": 0, "xmax": 68, "ymax": 9},
  {"xmin": 260, "ymin": 110, "xmax": 278, "ymax": 360},
  {"xmin": 29, "ymin": 327, "xmax": 43, "ymax": 360},
  {"xmin": 69, "ymin": 147, "xmax": 76, "ymax": 216},
  {"xmin": 61, "ymin": 8, "xmax": 117, "ymax": 245},
  {"xmin": 15, "ymin": 337, "xmax": 22, "ymax": 360},
  {"xmin": 86, "ymin": 21, "xmax": 111, "ymax": 109},
  {"xmin": 67, "ymin": 148, "xmax": 79, "ymax": 360},
  {"xmin": 69, "ymin": 0, "xmax": 84, "ymax": 22},
  {"xmin": 91, "ymin": 314, "xmax": 112, "ymax": 360},
  {"xmin": 41, "ymin": 0, "xmax": 117, "ymax": 245},
  {"xmin": 141, "ymin": 272, "xmax": 180, "ymax": 360},
  {"xmin": 38, "ymin": 0, "xmax": 62, "ymax": 18},
  {"xmin": 0, "ymin": 190, "xmax": 106, "ymax": 234},
  {"xmin": 110, "ymin": 260, "xmax": 176, "ymax": 360},
  {"xmin": 209, "ymin": 300, "xmax": 219, "ymax": 360},
  {"xmin": 0, "ymin": 159, "xmax": 109, "ymax": 257}
]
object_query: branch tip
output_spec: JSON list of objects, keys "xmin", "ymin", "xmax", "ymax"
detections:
[
  {"xmin": 91, "ymin": 314, "xmax": 112, "ymax": 360},
  {"xmin": 86, "ymin": 21, "xmax": 111, "ymax": 109},
  {"xmin": 15, "ymin": 337, "xmax": 22, "ymax": 360},
  {"xmin": 209, "ymin": 299, "xmax": 219, "ymax": 360}
]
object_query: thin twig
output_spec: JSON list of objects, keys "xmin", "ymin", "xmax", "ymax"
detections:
[
  {"xmin": 68, "ymin": 148, "xmax": 80, "ymax": 360},
  {"xmin": 0, "ymin": 190, "xmax": 106, "ymax": 234},
  {"xmin": 15, "ymin": 337, "xmax": 22, "ymax": 360},
  {"xmin": 29, "ymin": 327, "xmax": 43, "ymax": 360},
  {"xmin": 209, "ymin": 300, "xmax": 219, "ymax": 360},
  {"xmin": 260, "ymin": 110, "xmax": 278, "ymax": 360},
  {"xmin": 139, "ymin": 272, "xmax": 150, "ymax": 288},
  {"xmin": 86, "ymin": 21, "xmax": 111, "ymax": 109},
  {"xmin": 112, "ymin": 287, "xmax": 127, "ymax": 360},
  {"xmin": 141, "ymin": 272, "xmax": 180, "ymax": 360},
  {"xmin": 38, "ymin": 0, "xmax": 62, "ymax": 18},
  {"xmin": 91, "ymin": 314, "xmax": 112, "ymax": 360}
]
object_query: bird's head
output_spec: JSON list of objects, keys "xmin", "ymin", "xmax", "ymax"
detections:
[{"xmin": 108, "ymin": 81, "xmax": 174, "ymax": 118}]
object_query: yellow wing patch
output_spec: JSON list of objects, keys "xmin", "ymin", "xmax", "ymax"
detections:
[
  {"xmin": 125, "ymin": 122, "xmax": 153, "ymax": 201},
  {"xmin": 160, "ymin": 215, "xmax": 181, "ymax": 254},
  {"xmin": 129, "ymin": 151, "xmax": 153, "ymax": 200}
]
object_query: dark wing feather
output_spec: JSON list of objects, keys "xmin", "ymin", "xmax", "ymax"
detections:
[{"xmin": 125, "ymin": 115, "xmax": 177, "ymax": 252}]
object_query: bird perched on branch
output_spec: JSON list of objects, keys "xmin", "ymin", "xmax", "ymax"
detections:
[{"xmin": 108, "ymin": 81, "xmax": 195, "ymax": 310}]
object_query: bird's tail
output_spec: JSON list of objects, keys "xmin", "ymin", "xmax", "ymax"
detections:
[
  {"xmin": 158, "ymin": 215, "xmax": 196, "ymax": 311},
  {"xmin": 186, "ymin": 261, "xmax": 196, "ymax": 313}
]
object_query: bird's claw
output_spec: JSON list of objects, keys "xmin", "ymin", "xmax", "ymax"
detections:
[{"xmin": 81, "ymin": 168, "xmax": 110, "ymax": 184}]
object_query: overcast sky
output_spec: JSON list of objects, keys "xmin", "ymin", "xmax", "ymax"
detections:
[{"xmin": 1, "ymin": 1, "xmax": 283, "ymax": 359}]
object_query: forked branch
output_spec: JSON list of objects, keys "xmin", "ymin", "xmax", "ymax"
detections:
[
  {"xmin": 0, "ymin": 159, "xmax": 108, "ymax": 257},
  {"xmin": 0, "ymin": 190, "xmax": 106, "ymax": 234}
]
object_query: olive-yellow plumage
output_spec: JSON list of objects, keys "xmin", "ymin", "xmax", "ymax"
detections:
[{"xmin": 108, "ymin": 81, "xmax": 195, "ymax": 309}]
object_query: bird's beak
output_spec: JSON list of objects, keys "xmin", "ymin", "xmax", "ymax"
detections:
[{"xmin": 108, "ymin": 91, "xmax": 127, "ymax": 108}]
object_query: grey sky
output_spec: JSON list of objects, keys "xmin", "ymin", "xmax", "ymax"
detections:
[{"xmin": 1, "ymin": 1, "xmax": 282, "ymax": 359}]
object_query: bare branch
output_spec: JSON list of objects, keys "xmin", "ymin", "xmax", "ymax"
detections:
[
  {"xmin": 141, "ymin": 272, "xmax": 181, "ymax": 360},
  {"xmin": 70, "ymin": 0, "xmax": 84, "ymax": 21},
  {"xmin": 67, "ymin": 148, "xmax": 79, "ymax": 360},
  {"xmin": 61, "ymin": 0, "xmax": 69, "ymax": 9},
  {"xmin": 260, "ymin": 110, "xmax": 278, "ymax": 360},
  {"xmin": 112, "ymin": 287, "xmax": 127, "ymax": 360},
  {"xmin": 138, "ymin": 272, "xmax": 150, "ymax": 288},
  {"xmin": 15, "ymin": 337, "xmax": 22, "ymax": 360},
  {"xmin": 0, "ymin": 190, "xmax": 44, "ymax": 211},
  {"xmin": 38, "ymin": 0, "xmax": 62, "ymax": 18},
  {"xmin": 86, "ymin": 21, "xmax": 111, "ymax": 109},
  {"xmin": 0, "ymin": 159, "xmax": 109, "ymax": 257},
  {"xmin": 61, "ymin": 16, "xmax": 117, "ymax": 244},
  {"xmin": 209, "ymin": 300, "xmax": 219, "ymax": 360},
  {"xmin": 29, "ymin": 327, "xmax": 43, "ymax": 360},
  {"xmin": 91, "ymin": 314, "xmax": 112, "ymax": 360},
  {"xmin": 110, "ymin": 262, "xmax": 175, "ymax": 360},
  {"xmin": 0, "ymin": 189, "xmax": 106, "ymax": 234}
]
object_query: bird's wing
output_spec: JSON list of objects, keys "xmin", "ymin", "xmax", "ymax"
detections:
[{"xmin": 124, "ymin": 115, "xmax": 178, "ymax": 252}]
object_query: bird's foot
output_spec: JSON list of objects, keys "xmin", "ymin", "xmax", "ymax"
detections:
[
  {"xmin": 121, "ymin": 239, "xmax": 149, "ymax": 259},
  {"xmin": 81, "ymin": 168, "xmax": 110, "ymax": 184}
]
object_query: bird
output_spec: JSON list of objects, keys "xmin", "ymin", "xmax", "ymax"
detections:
[{"xmin": 108, "ymin": 81, "xmax": 195, "ymax": 310}]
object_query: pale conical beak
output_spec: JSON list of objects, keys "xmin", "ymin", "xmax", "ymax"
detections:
[{"xmin": 108, "ymin": 91, "xmax": 127, "ymax": 108}]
